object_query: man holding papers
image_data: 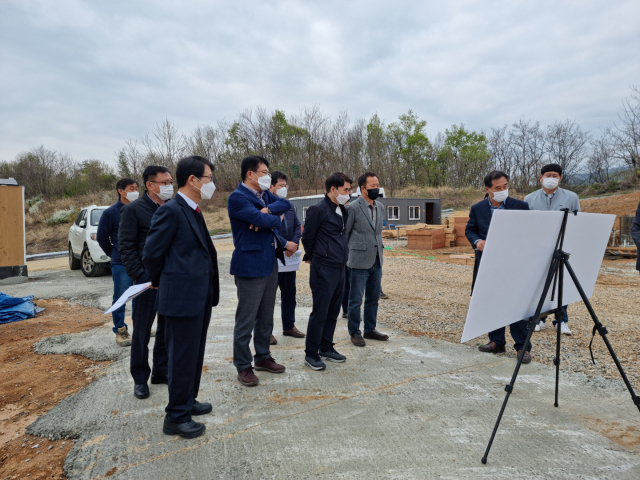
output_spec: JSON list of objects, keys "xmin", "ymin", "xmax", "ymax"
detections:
[
  {"xmin": 143, "ymin": 156, "xmax": 220, "ymax": 439},
  {"xmin": 269, "ymin": 171, "xmax": 305, "ymax": 343}
]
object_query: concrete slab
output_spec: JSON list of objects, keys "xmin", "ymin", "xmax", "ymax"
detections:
[{"xmin": 8, "ymin": 255, "xmax": 640, "ymax": 479}]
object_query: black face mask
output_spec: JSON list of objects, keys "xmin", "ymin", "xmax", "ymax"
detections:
[{"xmin": 366, "ymin": 188, "xmax": 380, "ymax": 200}]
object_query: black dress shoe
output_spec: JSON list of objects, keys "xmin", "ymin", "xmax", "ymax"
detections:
[
  {"xmin": 478, "ymin": 341, "xmax": 506, "ymax": 353},
  {"xmin": 191, "ymin": 401, "xmax": 213, "ymax": 416},
  {"xmin": 150, "ymin": 375, "xmax": 168, "ymax": 385},
  {"xmin": 134, "ymin": 383, "xmax": 150, "ymax": 399},
  {"xmin": 363, "ymin": 329, "xmax": 389, "ymax": 341},
  {"xmin": 163, "ymin": 419, "xmax": 206, "ymax": 439}
]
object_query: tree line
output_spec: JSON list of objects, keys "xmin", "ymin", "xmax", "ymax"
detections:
[{"xmin": 2, "ymin": 86, "xmax": 638, "ymax": 199}]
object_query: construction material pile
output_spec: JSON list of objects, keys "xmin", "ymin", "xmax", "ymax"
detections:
[{"xmin": 405, "ymin": 224, "xmax": 446, "ymax": 249}]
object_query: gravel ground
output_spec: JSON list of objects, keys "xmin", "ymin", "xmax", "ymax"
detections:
[{"xmin": 294, "ymin": 246, "xmax": 640, "ymax": 388}]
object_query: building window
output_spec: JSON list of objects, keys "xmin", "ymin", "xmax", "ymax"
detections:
[
  {"xmin": 388, "ymin": 206, "xmax": 400, "ymax": 220},
  {"xmin": 303, "ymin": 206, "xmax": 309, "ymax": 221},
  {"xmin": 409, "ymin": 206, "xmax": 420, "ymax": 220}
]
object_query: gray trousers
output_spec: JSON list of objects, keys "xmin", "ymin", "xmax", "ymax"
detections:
[{"xmin": 233, "ymin": 259, "xmax": 278, "ymax": 372}]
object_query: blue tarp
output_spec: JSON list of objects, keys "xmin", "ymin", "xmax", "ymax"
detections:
[{"xmin": 0, "ymin": 292, "xmax": 45, "ymax": 324}]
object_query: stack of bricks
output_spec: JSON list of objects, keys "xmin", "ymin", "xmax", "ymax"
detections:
[{"xmin": 450, "ymin": 213, "xmax": 471, "ymax": 246}]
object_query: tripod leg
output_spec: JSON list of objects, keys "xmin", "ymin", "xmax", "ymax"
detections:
[
  {"xmin": 554, "ymin": 259, "xmax": 565, "ymax": 408},
  {"xmin": 563, "ymin": 259, "xmax": 640, "ymax": 413},
  {"xmin": 482, "ymin": 319, "xmax": 537, "ymax": 464}
]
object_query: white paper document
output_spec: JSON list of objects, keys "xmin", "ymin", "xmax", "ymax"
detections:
[
  {"xmin": 461, "ymin": 211, "xmax": 614, "ymax": 343},
  {"xmin": 104, "ymin": 282, "xmax": 152, "ymax": 315},
  {"xmin": 278, "ymin": 250, "xmax": 302, "ymax": 272}
]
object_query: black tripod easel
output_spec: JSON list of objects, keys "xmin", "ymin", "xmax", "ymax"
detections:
[{"xmin": 481, "ymin": 208, "xmax": 640, "ymax": 464}]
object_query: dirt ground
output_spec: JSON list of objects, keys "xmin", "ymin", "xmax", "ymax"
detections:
[{"xmin": 0, "ymin": 299, "xmax": 109, "ymax": 480}]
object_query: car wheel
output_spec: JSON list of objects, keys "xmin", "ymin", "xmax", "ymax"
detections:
[
  {"xmin": 69, "ymin": 244, "xmax": 81, "ymax": 270},
  {"xmin": 81, "ymin": 246, "xmax": 105, "ymax": 277}
]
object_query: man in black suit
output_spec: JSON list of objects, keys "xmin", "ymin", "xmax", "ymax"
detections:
[
  {"xmin": 269, "ymin": 171, "xmax": 305, "ymax": 342},
  {"xmin": 465, "ymin": 171, "xmax": 533, "ymax": 363},
  {"xmin": 302, "ymin": 172, "xmax": 352, "ymax": 371},
  {"xmin": 119, "ymin": 165, "xmax": 171, "ymax": 399},
  {"xmin": 143, "ymin": 156, "xmax": 220, "ymax": 439}
]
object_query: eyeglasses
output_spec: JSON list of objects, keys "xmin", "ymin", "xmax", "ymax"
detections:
[
  {"xmin": 199, "ymin": 175, "xmax": 213, "ymax": 181},
  {"xmin": 253, "ymin": 170, "xmax": 270, "ymax": 176},
  {"xmin": 152, "ymin": 180, "xmax": 174, "ymax": 187}
]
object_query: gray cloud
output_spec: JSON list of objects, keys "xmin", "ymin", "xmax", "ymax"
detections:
[{"xmin": 1, "ymin": 0, "xmax": 638, "ymax": 164}]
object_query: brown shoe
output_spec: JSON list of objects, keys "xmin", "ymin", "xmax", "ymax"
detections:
[
  {"xmin": 282, "ymin": 327, "xmax": 305, "ymax": 338},
  {"xmin": 237, "ymin": 367, "xmax": 259, "ymax": 386},
  {"xmin": 363, "ymin": 329, "xmax": 389, "ymax": 341},
  {"xmin": 478, "ymin": 341, "xmax": 506, "ymax": 353},
  {"xmin": 351, "ymin": 333, "xmax": 366, "ymax": 347},
  {"xmin": 517, "ymin": 350, "xmax": 532, "ymax": 364},
  {"xmin": 270, "ymin": 335, "xmax": 277, "ymax": 345},
  {"xmin": 254, "ymin": 357, "xmax": 286, "ymax": 374},
  {"xmin": 115, "ymin": 327, "xmax": 132, "ymax": 347}
]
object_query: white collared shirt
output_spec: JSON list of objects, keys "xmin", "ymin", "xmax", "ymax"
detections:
[{"xmin": 177, "ymin": 191, "xmax": 198, "ymax": 211}]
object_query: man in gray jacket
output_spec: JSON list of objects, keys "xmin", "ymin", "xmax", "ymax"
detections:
[
  {"xmin": 524, "ymin": 163, "xmax": 580, "ymax": 335},
  {"xmin": 345, "ymin": 172, "xmax": 388, "ymax": 347}
]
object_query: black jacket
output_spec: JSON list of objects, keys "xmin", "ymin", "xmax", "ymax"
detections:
[
  {"xmin": 632, "ymin": 201, "xmax": 640, "ymax": 271},
  {"xmin": 96, "ymin": 200, "xmax": 125, "ymax": 265},
  {"xmin": 465, "ymin": 196, "xmax": 530, "ymax": 245},
  {"xmin": 301, "ymin": 195, "xmax": 349, "ymax": 268},
  {"xmin": 119, "ymin": 192, "xmax": 161, "ymax": 282},
  {"xmin": 143, "ymin": 194, "xmax": 220, "ymax": 317}
]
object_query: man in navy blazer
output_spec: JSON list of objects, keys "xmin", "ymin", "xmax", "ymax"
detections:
[
  {"xmin": 269, "ymin": 171, "xmax": 305, "ymax": 342},
  {"xmin": 228, "ymin": 156, "xmax": 292, "ymax": 387},
  {"xmin": 143, "ymin": 156, "xmax": 220, "ymax": 439},
  {"xmin": 465, "ymin": 171, "xmax": 533, "ymax": 363}
]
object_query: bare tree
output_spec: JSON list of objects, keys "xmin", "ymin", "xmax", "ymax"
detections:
[
  {"xmin": 507, "ymin": 119, "xmax": 546, "ymax": 190},
  {"xmin": 608, "ymin": 85, "xmax": 640, "ymax": 178},
  {"xmin": 142, "ymin": 119, "xmax": 186, "ymax": 171},
  {"xmin": 587, "ymin": 132, "xmax": 617, "ymax": 184},
  {"xmin": 545, "ymin": 119, "xmax": 590, "ymax": 183}
]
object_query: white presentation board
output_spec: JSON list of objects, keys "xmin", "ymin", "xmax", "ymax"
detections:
[{"xmin": 461, "ymin": 211, "xmax": 615, "ymax": 343}]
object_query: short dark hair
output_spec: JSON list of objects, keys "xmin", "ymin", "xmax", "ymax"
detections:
[
  {"xmin": 358, "ymin": 172, "xmax": 378, "ymax": 188},
  {"xmin": 241, "ymin": 155, "xmax": 270, "ymax": 181},
  {"xmin": 541, "ymin": 163, "xmax": 563, "ymax": 176},
  {"xmin": 116, "ymin": 178, "xmax": 138, "ymax": 197},
  {"xmin": 176, "ymin": 156, "xmax": 215, "ymax": 188},
  {"xmin": 325, "ymin": 172, "xmax": 353, "ymax": 192},
  {"xmin": 142, "ymin": 165, "xmax": 170, "ymax": 187},
  {"xmin": 484, "ymin": 171, "xmax": 509, "ymax": 188},
  {"xmin": 271, "ymin": 171, "xmax": 288, "ymax": 186}
]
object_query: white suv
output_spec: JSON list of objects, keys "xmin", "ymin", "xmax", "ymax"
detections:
[{"xmin": 69, "ymin": 205, "xmax": 111, "ymax": 277}]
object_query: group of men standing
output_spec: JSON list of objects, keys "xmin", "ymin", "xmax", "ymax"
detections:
[
  {"xmin": 97, "ymin": 155, "xmax": 389, "ymax": 439},
  {"xmin": 465, "ymin": 163, "xmax": 581, "ymax": 364}
]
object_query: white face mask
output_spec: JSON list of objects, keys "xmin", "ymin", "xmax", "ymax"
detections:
[
  {"xmin": 542, "ymin": 178, "xmax": 560, "ymax": 190},
  {"xmin": 334, "ymin": 190, "xmax": 350, "ymax": 205},
  {"xmin": 156, "ymin": 184, "xmax": 174, "ymax": 201},
  {"xmin": 491, "ymin": 189, "xmax": 509, "ymax": 203},
  {"xmin": 125, "ymin": 191, "xmax": 139, "ymax": 202},
  {"xmin": 196, "ymin": 178, "xmax": 216, "ymax": 200},
  {"xmin": 254, "ymin": 172, "xmax": 271, "ymax": 191},
  {"xmin": 275, "ymin": 186, "xmax": 288, "ymax": 198}
]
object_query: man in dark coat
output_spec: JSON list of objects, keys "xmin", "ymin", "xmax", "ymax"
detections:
[
  {"xmin": 269, "ymin": 171, "xmax": 305, "ymax": 343},
  {"xmin": 143, "ymin": 155, "xmax": 220, "ymax": 439},
  {"xmin": 465, "ymin": 171, "xmax": 533, "ymax": 363},
  {"xmin": 97, "ymin": 177, "xmax": 138, "ymax": 346}
]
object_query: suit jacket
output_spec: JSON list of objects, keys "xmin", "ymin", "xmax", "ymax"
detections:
[
  {"xmin": 142, "ymin": 194, "xmax": 220, "ymax": 317},
  {"xmin": 465, "ymin": 196, "xmax": 530, "ymax": 245},
  {"xmin": 119, "ymin": 192, "xmax": 160, "ymax": 282},
  {"xmin": 631, "ymin": 201, "xmax": 640, "ymax": 271},
  {"xmin": 275, "ymin": 205, "xmax": 302, "ymax": 245},
  {"xmin": 227, "ymin": 183, "xmax": 292, "ymax": 277},
  {"xmin": 344, "ymin": 196, "xmax": 384, "ymax": 269}
]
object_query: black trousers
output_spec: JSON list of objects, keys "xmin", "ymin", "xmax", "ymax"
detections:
[
  {"xmin": 341, "ymin": 266, "xmax": 350, "ymax": 314},
  {"xmin": 164, "ymin": 289, "xmax": 213, "ymax": 424},
  {"xmin": 130, "ymin": 287, "xmax": 167, "ymax": 384},
  {"xmin": 305, "ymin": 263, "xmax": 344, "ymax": 356},
  {"xmin": 276, "ymin": 271, "xmax": 297, "ymax": 331},
  {"xmin": 473, "ymin": 250, "xmax": 531, "ymax": 352}
]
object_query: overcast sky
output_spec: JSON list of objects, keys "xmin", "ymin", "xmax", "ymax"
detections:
[{"xmin": 1, "ymin": 0, "xmax": 638, "ymax": 165}]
